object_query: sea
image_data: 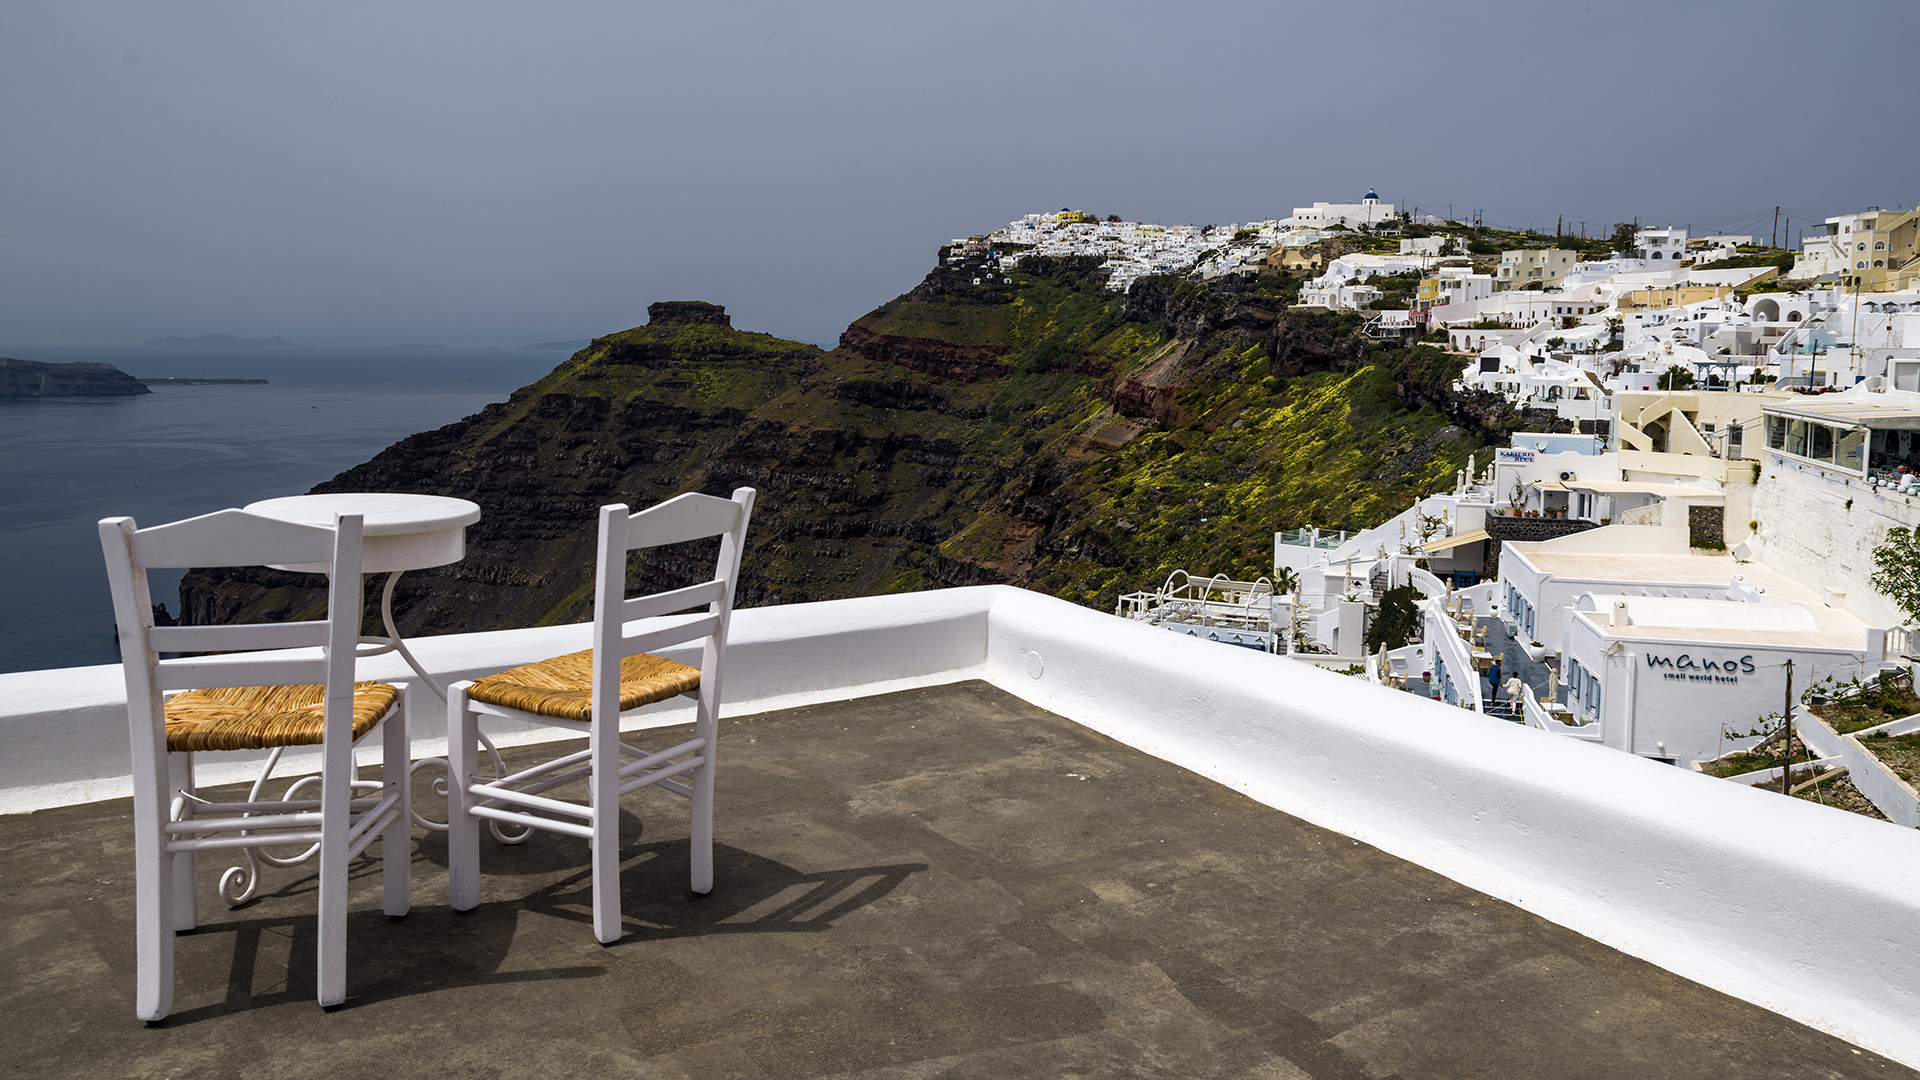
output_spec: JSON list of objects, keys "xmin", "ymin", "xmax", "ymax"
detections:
[{"xmin": 0, "ymin": 345, "xmax": 567, "ymax": 675}]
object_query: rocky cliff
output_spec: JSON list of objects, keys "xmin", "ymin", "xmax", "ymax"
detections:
[
  {"xmin": 182, "ymin": 271, "xmax": 1504, "ymax": 636},
  {"xmin": 0, "ymin": 358, "xmax": 149, "ymax": 397}
]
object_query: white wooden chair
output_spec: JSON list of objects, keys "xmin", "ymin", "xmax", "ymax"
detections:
[
  {"xmin": 99, "ymin": 510, "xmax": 411, "ymax": 1020},
  {"xmin": 446, "ymin": 488, "xmax": 755, "ymax": 943}
]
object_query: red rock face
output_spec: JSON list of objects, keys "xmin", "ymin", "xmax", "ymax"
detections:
[
  {"xmin": 1110, "ymin": 376, "xmax": 1181, "ymax": 424},
  {"xmin": 838, "ymin": 324, "xmax": 1007, "ymax": 382}
]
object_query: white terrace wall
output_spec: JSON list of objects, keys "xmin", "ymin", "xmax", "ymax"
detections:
[
  {"xmin": 2, "ymin": 585, "xmax": 1919, "ymax": 1064},
  {"xmin": 0, "ymin": 590, "xmax": 993, "ymax": 812},
  {"xmin": 1751, "ymin": 452, "xmax": 1920, "ymax": 628}
]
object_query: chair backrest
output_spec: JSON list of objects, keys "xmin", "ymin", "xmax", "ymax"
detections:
[
  {"xmin": 99, "ymin": 509, "xmax": 369, "ymax": 715},
  {"xmin": 589, "ymin": 488, "xmax": 756, "ymax": 689}
]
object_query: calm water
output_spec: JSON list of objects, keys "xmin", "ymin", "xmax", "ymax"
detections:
[{"xmin": 0, "ymin": 347, "xmax": 564, "ymax": 673}]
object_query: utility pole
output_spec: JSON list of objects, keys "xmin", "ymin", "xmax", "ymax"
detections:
[
  {"xmin": 1772, "ymin": 205, "xmax": 1781, "ymax": 248},
  {"xmin": 1557, "ymin": 214, "xmax": 1563, "ymax": 237},
  {"xmin": 1780, "ymin": 659, "xmax": 1794, "ymax": 795}
]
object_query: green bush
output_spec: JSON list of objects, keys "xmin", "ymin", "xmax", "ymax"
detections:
[{"xmin": 1365, "ymin": 585, "xmax": 1421, "ymax": 652}]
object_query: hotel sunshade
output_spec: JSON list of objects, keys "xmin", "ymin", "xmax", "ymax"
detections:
[
  {"xmin": 1560, "ymin": 480, "xmax": 1724, "ymax": 500},
  {"xmin": 1423, "ymin": 528, "xmax": 1489, "ymax": 554},
  {"xmin": 1765, "ymin": 400, "xmax": 1920, "ymax": 430}
]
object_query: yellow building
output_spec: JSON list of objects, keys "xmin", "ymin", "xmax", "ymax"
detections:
[
  {"xmin": 1266, "ymin": 242, "xmax": 1324, "ymax": 274},
  {"xmin": 1615, "ymin": 283, "xmax": 1741, "ymax": 311},
  {"xmin": 1495, "ymin": 248, "xmax": 1578, "ymax": 290},
  {"xmin": 1838, "ymin": 207, "xmax": 1920, "ymax": 292}
]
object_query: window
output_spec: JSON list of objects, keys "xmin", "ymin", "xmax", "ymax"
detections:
[
  {"xmin": 1838, "ymin": 427, "xmax": 1865, "ymax": 471},
  {"xmin": 1786, "ymin": 419, "xmax": 1808, "ymax": 456},
  {"xmin": 1875, "ymin": 241, "xmax": 1887, "ymax": 250},
  {"xmin": 1858, "ymin": 242, "xmax": 1868, "ymax": 251},
  {"xmin": 1767, "ymin": 415, "xmax": 1785, "ymax": 450},
  {"xmin": 1811, "ymin": 423, "xmax": 1835, "ymax": 463}
]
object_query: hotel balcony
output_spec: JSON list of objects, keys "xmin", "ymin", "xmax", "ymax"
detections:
[{"xmin": 3, "ymin": 586, "xmax": 1917, "ymax": 1075}]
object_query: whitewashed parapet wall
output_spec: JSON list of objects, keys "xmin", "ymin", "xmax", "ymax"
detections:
[
  {"xmin": 2, "ymin": 585, "xmax": 1919, "ymax": 1065},
  {"xmin": 1751, "ymin": 451, "xmax": 1920, "ymax": 629}
]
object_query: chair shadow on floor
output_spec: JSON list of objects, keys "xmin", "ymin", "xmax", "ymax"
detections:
[{"xmin": 161, "ymin": 817, "xmax": 925, "ymax": 1023}]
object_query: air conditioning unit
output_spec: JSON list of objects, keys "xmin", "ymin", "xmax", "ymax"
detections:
[{"xmin": 1559, "ymin": 471, "xmax": 1576, "ymax": 482}]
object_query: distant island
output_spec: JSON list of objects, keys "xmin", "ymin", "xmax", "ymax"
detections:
[
  {"xmin": 143, "ymin": 334, "xmax": 297, "ymax": 348},
  {"xmin": 137, "ymin": 377, "xmax": 269, "ymax": 385},
  {"xmin": 521, "ymin": 338, "xmax": 593, "ymax": 351},
  {"xmin": 0, "ymin": 357, "xmax": 149, "ymax": 397},
  {"xmin": 379, "ymin": 343, "xmax": 450, "ymax": 350}
]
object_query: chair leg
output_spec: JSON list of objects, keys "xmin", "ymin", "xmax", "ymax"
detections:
[
  {"xmin": 167, "ymin": 752, "xmax": 198, "ymax": 931},
  {"xmin": 689, "ymin": 684, "xmax": 718, "ymax": 896},
  {"xmin": 316, "ymin": 710, "xmax": 353, "ymax": 1008},
  {"xmin": 589, "ymin": 709, "xmax": 622, "ymax": 944},
  {"xmin": 381, "ymin": 689, "xmax": 411, "ymax": 918},
  {"xmin": 132, "ymin": 737, "xmax": 175, "ymax": 1021},
  {"xmin": 689, "ymin": 761, "xmax": 714, "ymax": 896},
  {"xmin": 445, "ymin": 683, "xmax": 481, "ymax": 912}
]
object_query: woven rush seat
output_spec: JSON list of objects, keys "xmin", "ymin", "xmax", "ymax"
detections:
[
  {"xmin": 466, "ymin": 648, "xmax": 701, "ymax": 721},
  {"xmin": 163, "ymin": 681, "xmax": 399, "ymax": 752}
]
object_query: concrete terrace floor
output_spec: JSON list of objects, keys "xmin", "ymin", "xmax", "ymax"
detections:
[{"xmin": 3, "ymin": 682, "xmax": 1910, "ymax": 1079}]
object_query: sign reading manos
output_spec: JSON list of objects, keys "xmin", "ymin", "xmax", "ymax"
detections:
[{"xmin": 1645, "ymin": 651, "xmax": 1755, "ymax": 684}]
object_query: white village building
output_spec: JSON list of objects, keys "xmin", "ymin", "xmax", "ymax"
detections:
[{"xmin": 1289, "ymin": 191, "xmax": 1396, "ymax": 229}]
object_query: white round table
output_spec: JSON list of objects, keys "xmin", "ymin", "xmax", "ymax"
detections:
[
  {"xmin": 244, "ymin": 492, "xmax": 482, "ymax": 698},
  {"xmin": 243, "ymin": 492, "xmax": 481, "ymax": 574}
]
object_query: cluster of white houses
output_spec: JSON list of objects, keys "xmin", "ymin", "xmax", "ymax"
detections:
[
  {"xmin": 986, "ymin": 195, "xmax": 1920, "ymax": 781},
  {"xmin": 957, "ymin": 192, "xmax": 1436, "ymax": 294},
  {"xmin": 1120, "ymin": 377, "xmax": 1920, "ymax": 792},
  {"xmin": 1430, "ymin": 383, "xmax": 1920, "ymax": 767}
]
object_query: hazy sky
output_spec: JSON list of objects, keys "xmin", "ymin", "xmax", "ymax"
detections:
[{"xmin": 3, "ymin": 1, "xmax": 1915, "ymax": 350}]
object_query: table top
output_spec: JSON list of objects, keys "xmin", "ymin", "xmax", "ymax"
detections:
[{"xmin": 244, "ymin": 492, "xmax": 481, "ymax": 536}]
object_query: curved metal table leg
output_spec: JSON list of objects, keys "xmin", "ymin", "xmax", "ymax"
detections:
[
  {"xmin": 217, "ymin": 748, "xmax": 383, "ymax": 906},
  {"xmin": 371, "ymin": 571, "xmax": 531, "ymax": 844}
]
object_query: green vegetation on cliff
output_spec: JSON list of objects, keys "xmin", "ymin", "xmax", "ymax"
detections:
[{"xmin": 182, "ymin": 266, "xmax": 1506, "ymax": 634}]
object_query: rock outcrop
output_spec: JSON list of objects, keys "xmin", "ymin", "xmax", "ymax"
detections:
[
  {"xmin": 0, "ymin": 358, "xmax": 149, "ymax": 397},
  {"xmin": 647, "ymin": 300, "xmax": 732, "ymax": 328}
]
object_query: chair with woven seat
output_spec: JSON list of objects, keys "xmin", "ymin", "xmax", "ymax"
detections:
[
  {"xmin": 99, "ymin": 509, "xmax": 411, "ymax": 1020},
  {"xmin": 446, "ymin": 487, "xmax": 755, "ymax": 943}
]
